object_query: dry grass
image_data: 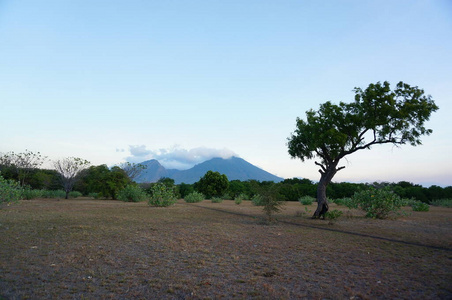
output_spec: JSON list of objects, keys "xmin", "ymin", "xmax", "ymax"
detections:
[{"xmin": 0, "ymin": 199, "xmax": 451, "ymax": 299}]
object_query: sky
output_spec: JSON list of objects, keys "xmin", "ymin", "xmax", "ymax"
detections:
[{"xmin": 0, "ymin": 0, "xmax": 451, "ymax": 187}]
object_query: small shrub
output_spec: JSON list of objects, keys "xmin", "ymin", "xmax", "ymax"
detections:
[
  {"xmin": 234, "ymin": 197, "xmax": 242, "ymax": 205},
  {"xmin": 148, "ymin": 183, "xmax": 177, "ymax": 207},
  {"xmin": 235, "ymin": 193, "xmax": 248, "ymax": 201},
  {"xmin": 299, "ymin": 196, "xmax": 315, "ymax": 205},
  {"xmin": 352, "ymin": 188, "xmax": 404, "ymax": 219},
  {"xmin": 0, "ymin": 175, "xmax": 23, "ymax": 206},
  {"xmin": 333, "ymin": 197, "xmax": 353, "ymax": 207},
  {"xmin": 118, "ymin": 185, "xmax": 148, "ymax": 202},
  {"xmin": 211, "ymin": 197, "xmax": 223, "ymax": 203},
  {"xmin": 42, "ymin": 190, "xmax": 66, "ymax": 199},
  {"xmin": 68, "ymin": 191, "xmax": 83, "ymax": 199},
  {"xmin": 184, "ymin": 191, "xmax": 204, "ymax": 203},
  {"xmin": 221, "ymin": 193, "xmax": 231, "ymax": 200},
  {"xmin": 87, "ymin": 192, "xmax": 99, "ymax": 199},
  {"xmin": 252, "ymin": 194, "xmax": 264, "ymax": 206},
  {"xmin": 325, "ymin": 209, "xmax": 343, "ymax": 224},
  {"xmin": 411, "ymin": 201, "xmax": 430, "ymax": 212},
  {"xmin": 430, "ymin": 199, "xmax": 452, "ymax": 208},
  {"xmin": 261, "ymin": 193, "xmax": 285, "ymax": 223},
  {"xmin": 22, "ymin": 188, "xmax": 44, "ymax": 200}
]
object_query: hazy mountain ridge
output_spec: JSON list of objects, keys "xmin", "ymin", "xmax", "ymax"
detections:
[{"xmin": 135, "ymin": 156, "xmax": 283, "ymax": 184}]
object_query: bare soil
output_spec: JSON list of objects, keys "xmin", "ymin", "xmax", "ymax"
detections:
[{"xmin": 0, "ymin": 199, "xmax": 451, "ymax": 299}]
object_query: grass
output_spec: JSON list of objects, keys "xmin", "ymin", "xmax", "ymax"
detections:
[{"xmin": 1, "ymin": 199, "xmax": 451, "ymax": 299}]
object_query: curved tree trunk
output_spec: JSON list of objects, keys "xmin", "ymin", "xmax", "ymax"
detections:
[
  {"xmin": 313, "ymin": 177, "xmax": 329, "ymax": 218},
  {"xmin": 313, "ymin": 162, "xmax": 344, "ymax": 219}
]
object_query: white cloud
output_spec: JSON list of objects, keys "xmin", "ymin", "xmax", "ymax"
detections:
[
  {"xmin": 129, "ymin": 145, "xmax": 152, "ymax": 157},
  {"xmin": 126, "ymin": 145, "xmax": 237, "ymax": 169}
]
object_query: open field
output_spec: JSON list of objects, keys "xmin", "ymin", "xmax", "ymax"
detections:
[{"xmin": 1, "ymin": 199, "xmax": 451, "ymax": 299}]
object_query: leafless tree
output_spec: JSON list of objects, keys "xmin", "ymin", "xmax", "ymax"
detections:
[
  {"xmin": 118, "ymin": 162, "xmax": 147, "ymax": 181},
  {"xmin": 53, "ymin": 157, "xmax": 90, "ymax": 199}
]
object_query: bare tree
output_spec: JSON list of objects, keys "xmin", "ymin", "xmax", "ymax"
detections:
[
  {"xmin": 53, "ymin": 157, "xmax": 90, "ymax": 199},
  {"xmin": 118, "ymin": 162, "xmax": 147, "ymax": 181}
]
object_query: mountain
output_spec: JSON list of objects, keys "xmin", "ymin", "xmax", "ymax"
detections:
[{"xmin": 135, "ymin": 156, "xmax": 283, "ymax": 184}]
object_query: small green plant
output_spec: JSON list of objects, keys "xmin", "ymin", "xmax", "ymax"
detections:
[
  {"xmin": 0, "ymin": 174, "xmax": 23, "ymax": 206},
  {"xmin": 333, "ymin": 197, "xmax": 353, "ymax": 207},
  {"xmin": 430, "ymin": 199, "xmax": 452, "ymax": 208},
  {"xmin": 234, "ymin": 193, "xmax": 247, "ymax": 205},
  {"xmin": 22, "ymin": 188, "xmax": 44, "ymax": 200},
  {"xmin": 325, "ymin": 209, "xmax": 343, "ymax": 224},
  {"xmin": 351, "ymin": 188, "xmax": 404, "ymax": 219},
  {"xmin": 42, "ymin": 190, "xmax": 67, "ymax": 198},
  {"xmin": 87, "ymin": 192, "xmax": 99, "ymax": 199},
  {"xmin": 298, "ymin": 195, "xmax": 315, "ymax": 205},
  {"xmin": 148, "ymin": 183, "xmax": 177, "ymax": 207},
  {"xmin": 118, "ymin": 185, "xmax": 148, "ymax": 202},
  {"xmin": 211, "ymin": 197, "xmax": 223, "ymax": 203},
  {"xmin": 411, "ymin": 201, "xmax": 430, "ymax": 212},
  {"xmin": 221, "ymin": 193, "xmax": 231, "ymax": 200},
  {"xmin": 184, "ymin": 191, "xmax": 204, "ymax": 203},
  {"xmin": 261, "ymin": 193, "xmax": 285, "ymax": 223},
  {"xmin": 68, "ymin": 191, "xmax": 83, "ymax": 198},
  {"xmin": 251, "ymin": 194, "xmax": 264, "ymax": 206}
]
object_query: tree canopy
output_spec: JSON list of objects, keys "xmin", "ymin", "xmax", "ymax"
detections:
[{"xmin": 288, "ymin": 81, "xmax": 439, "ymax": 218}]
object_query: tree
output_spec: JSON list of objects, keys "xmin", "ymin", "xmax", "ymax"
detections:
[
  {"xmin": 81, "ymin": 165, "xmax": 130, "ymax": 199},
  {"xmin": 0, "ymin": 150, "xmax": 47, "ymax": 186},
  {"xmin": 53, "ymin": 157, "xmax": 90, "ymax": 199},
  {"xmin": 118, "ymin": 162, "xmax": 147, "ymax": 181},
  {"xmin": 287, "ymin": 81, "xmax": 439, "ymax": 218},
  {"xmin": 195, "ymin": 171, "xmax": 229, "ymax": 199}
]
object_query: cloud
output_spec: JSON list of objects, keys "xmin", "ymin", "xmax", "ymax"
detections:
[
  {"xmin": 129, "ymin": 145, "xmax": 152, "ymax": 157},
  {"xmin": 126, "ymin": 145, "xmax": 237, "ymax": 169}
]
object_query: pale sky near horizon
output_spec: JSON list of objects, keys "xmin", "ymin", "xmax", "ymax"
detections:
[{"xmin": 1, "ymin": 1, "xmax": 451, "ymax": 187}]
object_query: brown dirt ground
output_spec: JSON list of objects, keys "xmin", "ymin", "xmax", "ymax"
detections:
[{"xmin": 0, "ymin": 199, "xmax": 451, "ymax": 299}]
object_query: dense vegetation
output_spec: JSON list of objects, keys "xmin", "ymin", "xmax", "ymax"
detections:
[
  {"xmin": 1, "ymin": 154, "xmax": 451, "ymax": 205},
  {"xmin": 1, "ymin": 150, "xmax": 451, "ymax": 213}
]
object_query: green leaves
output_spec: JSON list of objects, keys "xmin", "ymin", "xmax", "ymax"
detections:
[
  {"xmin": 195, "ymin": 171, "xmax": 229, "ymax": 199},
  {"xmin": 288, "ymin": 81, "xmax": 439, "ymax": 168}
]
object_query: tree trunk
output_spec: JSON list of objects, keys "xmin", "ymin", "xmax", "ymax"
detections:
[
  {"xmin": 313, "ymin": 162, "xmax": 342, "ymax": 219},
  {"xmin": 313, "ymin": 176, "xmax": 329, "ymax": 218},
  {"xmin": 65, "ymin": 190, "xmax": 69, "ymax": 200}
]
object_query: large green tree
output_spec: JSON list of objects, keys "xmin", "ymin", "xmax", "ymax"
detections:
[
  {"xmin": 287, "ymin": 81, "xmax": 438, "ymax": 218},
  {"xmin": 195, "ymin": 171, "xmax": 229, "ymax": 199}
]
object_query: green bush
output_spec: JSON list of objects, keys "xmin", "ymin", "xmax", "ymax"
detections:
[
  {"xmin": 325, "ymin": 209, "xmax": 343, "ymax": 224},
  {"xmin": 352, "ymin": 188, "xmax": 404, "ymax": 219},
  {"xmin": 234, "ymin": 193, "xmax": 248, "ymax": 205},
  {"xmin": 118, "ymin": 185, "xmax": 148, "ymax": 202},
  {"xmin": 299, "ymin": 195, "xmax": 315, "ymax": 205},
  {"xmin": 68, "ymin": 191, "xmax": 83, "ymax": 199},
  {"xmin": 211, "ymin": 197, "xmax": 223, "ymax": 203},
  {"xmin": 22, "ymin": 188, "xmax": 44, "ymax": 200},
  {"xmin": 42, "ymin": 190, "xmax": 67, "ymax": 199},
  {"xmin": 261, "ymin": 192, "xmax": 285, "ymax": 223},
  {"xmin": 411, "ymin": 201, "xmax": 430, "ymax": 212},
  {"xmin": 221, "ymin": 193, "xmax": 231, "ymax": 200},
  {"xmin": 0, "ymin": 174, "xmax": 23, "ymax": 206},
  {"xmin": 251, "ymin": 194, "xmax": 264, "ymax": 206},
  {"xmin": 333, "ymin": 197, "xmax": 353, "ymax": 206},
  {"xmin": 184, "ymin": 191, "xmax": 205, "ymax": 203},
  {"xmin": 148, "ymin": 183, "xmax": 177, "ymax": 207},
  {"xmin": 430, "ymin": 199, "xmax": 452, "ymax": 208}
]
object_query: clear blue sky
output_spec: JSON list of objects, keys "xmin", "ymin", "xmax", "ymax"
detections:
[{"xmin": 1, "ymin": 0, "xmax": 451, "ymax": 187}]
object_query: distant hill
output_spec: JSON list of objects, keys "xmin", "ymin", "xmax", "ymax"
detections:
[{"xmin": 135, "ymin": 156, "xmax": 283, "ymax": 184}]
